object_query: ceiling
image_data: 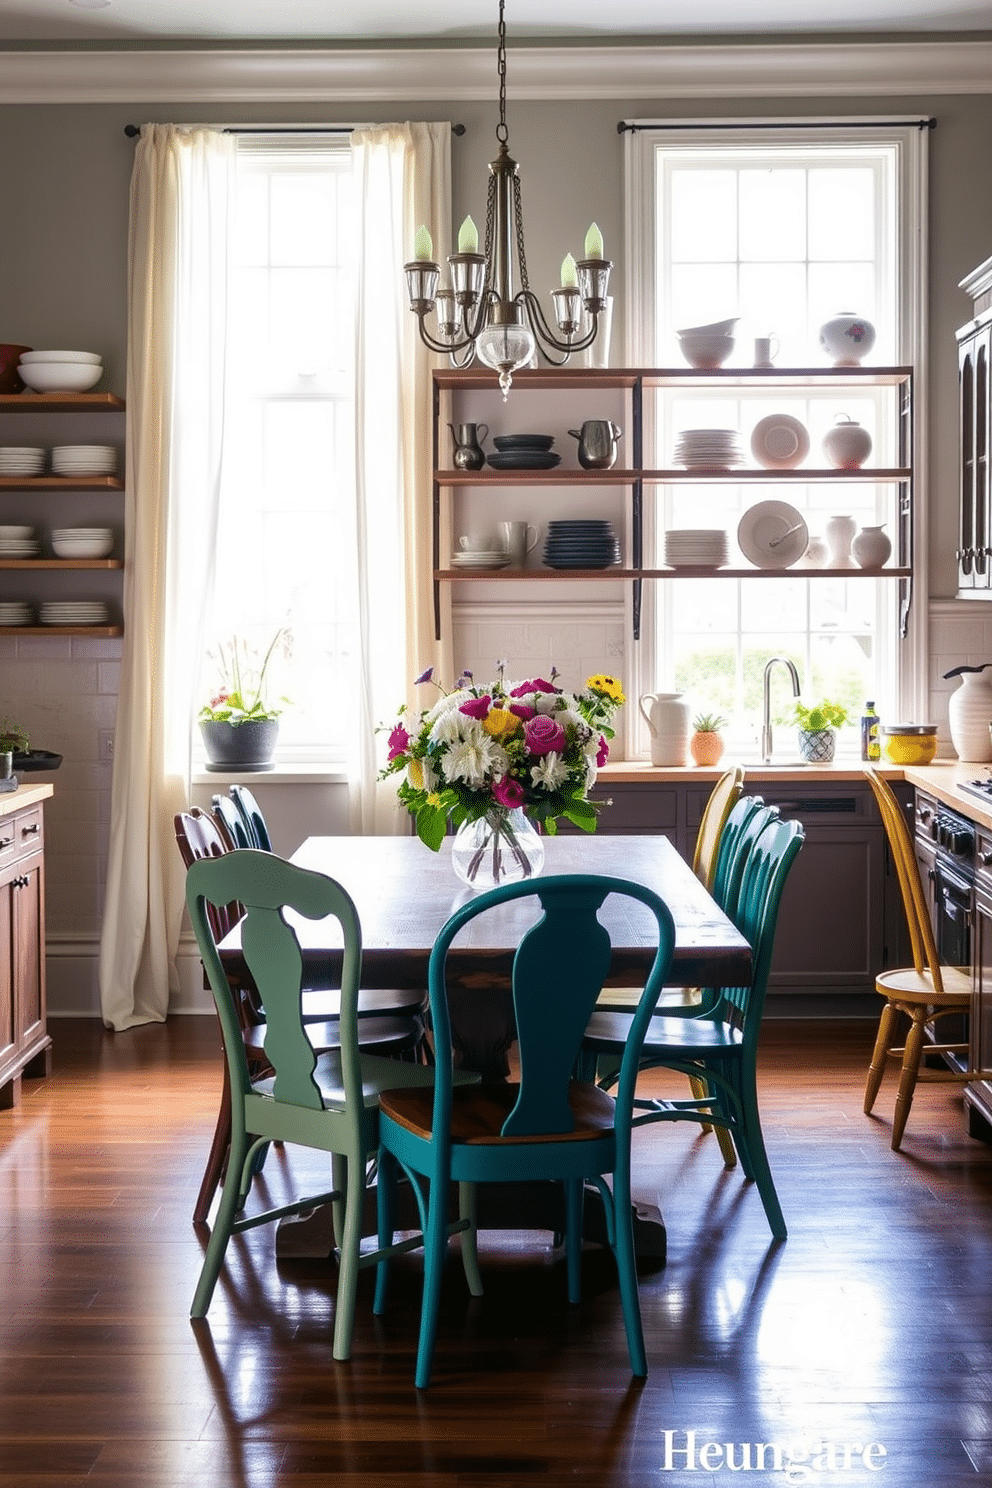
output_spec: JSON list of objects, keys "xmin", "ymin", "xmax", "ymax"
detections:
[{"xmin": 2, "ymin": 0, "xmax": 991, "ymax": 45}]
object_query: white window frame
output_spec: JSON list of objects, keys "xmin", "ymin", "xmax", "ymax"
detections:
[{"xmin": 623, "ymin": 117, "xmax": 928, "ymax": 759}]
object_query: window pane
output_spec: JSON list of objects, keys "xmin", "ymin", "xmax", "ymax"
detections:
[
  {"xmin": 740, "ymin": 168, "xmax": 806, "ymax": 261},
  {"xmin": 670, "ymin": 168, "xmax": 737, "ymax": 261}
]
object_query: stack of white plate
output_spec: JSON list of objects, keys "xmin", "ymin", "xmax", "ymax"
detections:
[
  {"xmin": 51, "ymin": 526, "xmax": 114, "ymax": 558},
  {"xmin": 450, "ymin": 549, "xmax": 509, "ymax": 570},
  {"xmin": 664, "ymin": 529, "xmax": 729, "ymax": 569},
  {"xmin": 39, "ymin": 601, "xmax": 110, "ymax": 626},
  {"xmin": 0, "ymin": 446, "xmax": 45, "ymax": 476},
  {"xmin": 0, "ymin": 524, "xmax": 39, "ymax": 558},
  {"xmin": 673, "ymin": 428, "xmax": 743, "ymax": 470},
  {"xmin": 0, "ymin": 601, "xmax": 34, "ymax": 626},
  {"xmin": 51, "ymin": 445, "xmax": 117, "ymax": 477}
]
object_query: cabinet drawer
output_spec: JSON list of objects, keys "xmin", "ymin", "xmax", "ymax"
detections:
[
  {"xmin": 0, "ymin": 806, "xmax": 44, "ymax": 866},
  {"xmin": 589, "ymin": 785, "xmax": 678, "ymax": 834}
]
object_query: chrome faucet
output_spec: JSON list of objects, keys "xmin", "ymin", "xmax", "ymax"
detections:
[{"xmin": 762, "ymin": 656, "xmax": 801, "ymax": 763}]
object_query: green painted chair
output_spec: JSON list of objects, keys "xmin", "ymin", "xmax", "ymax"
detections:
[
  {"xmin": 373, "ymin": 873, "xmax": 677, "ymax": 1388},
  {"xmin": 581, "ymin": 814, "xmax": 804, "ymax": 1241},
  {"xmin": 185, "ymin": 848, "xmax": 478, "ymax": 1360}
]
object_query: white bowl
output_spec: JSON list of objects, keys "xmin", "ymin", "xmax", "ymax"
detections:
[
  {"xmin": 19, "ymin": 350, "xmax": 102, "ymax": 365},
  {"xmin": 17, "ymin": 361, "xmax": 102, "ymax": 393},
  {"xmin": 677, "ymin": 335, "xmax": 736, "ymax": 370},
  {"xmin": 52, "ymin": 540, "xmax": 114, "ymax": 559},
  {"xmin": 676, "ymin": 318, "xmax": 739, "ymax": 337}
]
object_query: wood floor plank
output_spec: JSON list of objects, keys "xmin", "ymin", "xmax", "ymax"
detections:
[{"xmin": 2, "ymin": 1016, "xmax": 992, "ymax": 1486}]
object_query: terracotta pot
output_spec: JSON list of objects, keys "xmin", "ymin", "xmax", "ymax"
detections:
[{"xmin": 690, "ymin": 731, "xmax": 725, "ymax": 767}]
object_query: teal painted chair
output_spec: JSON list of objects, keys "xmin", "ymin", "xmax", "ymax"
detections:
[
  {"xmin": 582, "ymin": 814, "xmax": 804, "ymax": 1241},
  {"xmin": 373, "ymin": 873, "xmax": 677, "ymax": 1388},
  {"xmin": 185, "ymin": 848, "xmax": 478, "ymax": 1359},
  {"xmin": 229, "ymin": 783, "xmax": 272, "ymax": 852}
]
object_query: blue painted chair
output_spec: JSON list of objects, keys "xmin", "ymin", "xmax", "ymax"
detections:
[
  {"xmin": 185, "ymin": 848, "xmax": 478, "ymax": 1359},
  {"xmin": 373, "ymin": 873, "xmax": 677, "ymax": 1388},
  {"xmin": 211, "ymin": 793, "xmax": 254, "ymax": 850},
  {"xmin": 229, "ymin": 783, "xmax": 272, "ymax": 852},
  {"xmin": 582, "ymin": 814, "xmax": 804, "ymax": 1240}
]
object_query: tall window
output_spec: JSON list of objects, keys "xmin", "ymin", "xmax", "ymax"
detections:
[
  {"xmin": 203, "ymin": 137, "xmax": 357, "ymax": 762},
  {"xmin": 626, "ymin": 122, "xmax": 927, "ymax": 752}
]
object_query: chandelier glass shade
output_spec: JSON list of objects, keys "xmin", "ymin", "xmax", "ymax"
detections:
[{"xmin": 403, "ymin": 0, "xmax": 612, "ymax": 397}]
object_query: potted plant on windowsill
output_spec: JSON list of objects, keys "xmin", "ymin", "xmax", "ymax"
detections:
[
  {"xmin": 791, "ymin": 699, "xmax": 848, "ymax": 763},
  {"xmin": 198, "ymin": 630, "xmax": 290, "ymax": 773}
]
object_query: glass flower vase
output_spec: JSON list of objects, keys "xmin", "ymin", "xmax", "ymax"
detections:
[{"xmin": 451, "ymin": 807, "xmax": 545, "ymax": 891}]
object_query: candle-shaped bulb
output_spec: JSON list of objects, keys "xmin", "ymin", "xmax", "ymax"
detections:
[
  {"xmin": 457, "ymin": 215, "xmax": 479, "ymax": 254},
  {"xmin": 560, "ymin": 252, "xmax": 578, "ymax": 289},
  {"xmin": 584, "ymin": 221, "xmax": 605, "ymax": 260},
  {"xmin": 413, "ymin": 224, "xmax": 434, "ymax": 261}
]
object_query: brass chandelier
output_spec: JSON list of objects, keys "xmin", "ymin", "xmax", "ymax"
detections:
[{"xmin": 403, "ymin": 0, "xmax": 613, "ymax": 398}]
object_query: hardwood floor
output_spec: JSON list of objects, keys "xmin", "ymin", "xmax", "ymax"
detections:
[{"xmin": 2, "ymin": 1016, "xmax": 992, "ymax": 1486}]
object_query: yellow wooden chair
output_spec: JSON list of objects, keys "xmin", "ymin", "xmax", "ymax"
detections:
[{"xmin": 864, "ymin": 768, "xmax": 992, "ymax": 1150}]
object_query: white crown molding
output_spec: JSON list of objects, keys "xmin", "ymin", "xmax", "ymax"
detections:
[{"xmin": 1, "ymin": 40, "xmax": 991, "ymax": 105}]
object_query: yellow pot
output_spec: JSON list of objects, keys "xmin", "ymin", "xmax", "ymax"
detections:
[{"xmin": 880, "ymin": 725, "xmax": 937, "ymax": 765}]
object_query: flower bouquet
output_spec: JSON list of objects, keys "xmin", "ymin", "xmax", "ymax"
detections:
[{"xmin": 380, "ymin": 664, "xmax": 625, "ymax": 886}]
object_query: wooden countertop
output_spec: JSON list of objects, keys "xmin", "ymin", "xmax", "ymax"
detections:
[{"xmin": 0, "ymin": 781, "xmax": 53, "ymax": 817}]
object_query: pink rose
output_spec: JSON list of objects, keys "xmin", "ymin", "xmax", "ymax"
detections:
[
  {"xmin": 509, "ymin": 702, "xmax": 536, "ymax": 721},
  {"xmin": 387, "ymin": 723, "xmax": 410, "ymax": 761},
  {"xmin": 524, "ymin": 714, "xmax": 566, "ymax": 754},
  {"xmin": 596, "ymin": 734, "xmax": 609, "ymax": 767},
  {"xmin": 493, "ymin": 775, "xmax": 525, "ymax": 809},
  {"xmin": 459, "ymin": 695, "xmax": 491, "ymax": 719}
]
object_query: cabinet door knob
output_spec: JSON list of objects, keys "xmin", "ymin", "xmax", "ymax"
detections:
[
  {"xmin": 20, "ymin": 822, "xmax": 40, "ymax": 837},
  {"xmin": 0, "ymin": 836, "xmax": 13, "ymax": 850},
  {"xmin": 980, "ymin": 850, "xmax": 992, "ymax": 867}
]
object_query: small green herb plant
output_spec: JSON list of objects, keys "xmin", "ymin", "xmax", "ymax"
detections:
[
  {"xmin": 0, "ymin": 717, "xmax": 29, "ymax": 753},
  {"xmin": 791, "ymin": 699, "xmax": 848, "ymax": 732}
]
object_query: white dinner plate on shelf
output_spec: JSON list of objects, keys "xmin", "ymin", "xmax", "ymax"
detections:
[
  {"xmin": 737, "ymin": 501, "xmax": 808, "ymax": 569},
  {"xmin": 750, "ymin": 414, "xmax": 810, "ymax": 470}
]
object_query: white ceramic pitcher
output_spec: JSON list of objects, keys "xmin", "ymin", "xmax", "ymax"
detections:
[{"xmin": 638, "ymin": 692, "xmax": 691, "ymax": 767}]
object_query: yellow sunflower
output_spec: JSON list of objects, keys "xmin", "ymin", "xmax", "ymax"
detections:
[{"xmin": 586, "ymin": 674, "xmax": 626, "ymax": 705}]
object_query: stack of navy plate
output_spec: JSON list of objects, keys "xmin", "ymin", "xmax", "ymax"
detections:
[
  {"xmin": 543, "ymin": 519, "xmax": 620, "ymax": 570},
  {"xmin": 487, "ymin": 433, "xmax": 561, "ymax": 471}
]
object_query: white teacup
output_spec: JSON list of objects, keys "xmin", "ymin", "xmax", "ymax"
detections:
[{"xmin": 459, "ymin": 533, "xmax": 496, "ymax": 553}]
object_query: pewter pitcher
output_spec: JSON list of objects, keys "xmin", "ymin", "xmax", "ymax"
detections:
[
  {"xmin": 448, "ymin": 422, "xmax": 489, "ymax": 471},
  {"xmin": 568, "ymin": 419, "xmax": 622, "ymax": 470}
]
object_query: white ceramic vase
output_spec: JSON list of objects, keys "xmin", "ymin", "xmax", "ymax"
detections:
[
  {"xmin": 946, "ymin": 666, "xmax": 992, "ymax": 763},
  {"xmin": 822, "ymin": 413, "xmax": 873, "ymax": 470},
  {"xmin": 638, "ymin": 692, "xmax": 691, "ymax": 767},
  {"xmin": 819, "ymin": 312, "xmax": 877, "ymax": 366},
  {"xmin": 826, "ymin": 514, "xmax": 858, "ymax": 569},
  {"xmin": 852, "ymin": 524, "xmax": 892, "ymax": 569}
]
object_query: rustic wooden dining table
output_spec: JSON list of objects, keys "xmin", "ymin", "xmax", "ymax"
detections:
[{"xmin": 219, "ymin": 832, "xmax": 752, "ymax": 1259}]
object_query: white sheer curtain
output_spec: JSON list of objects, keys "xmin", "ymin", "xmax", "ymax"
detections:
[
  {"xmin": 98, "ymin": 126, "xmax": 236, "ymax": 1030},
  {"xmin": 348, "ymin": 122, "xmax": 453, "ymax": 835}
]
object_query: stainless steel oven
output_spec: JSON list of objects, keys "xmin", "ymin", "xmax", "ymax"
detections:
[{"xmin": 916, "ymin": 798, "xmax": 974, "ymax": 1056}]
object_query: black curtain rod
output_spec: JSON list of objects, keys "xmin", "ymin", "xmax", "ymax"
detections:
[
  {"xmin": 618, "ymin": 117, "xmax": 935, "ymax": 133},
  {"xmin": 125, "ymin": 122, "xmax": 465, "ymax": 138}
]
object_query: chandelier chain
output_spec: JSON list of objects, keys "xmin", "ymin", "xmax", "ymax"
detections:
[
  {"xmin": 512, "ymin": 174, "xmax": 530, "ymax": 292},
  {"xmin": 496, "ymin": 0, "xmax": 508, "ymax": 145}
]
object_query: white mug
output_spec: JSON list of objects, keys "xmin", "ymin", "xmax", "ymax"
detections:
[
  {"xmin": 497, "ymin": 520, "xmax": 540, "ymax": 568},
  {"xmin": 754, "ymin": 334, "xmax": 779, "ymax": 367},
  {"xmin": 460, "ymin": 533, "xmax": 496, "ymax": 553}
]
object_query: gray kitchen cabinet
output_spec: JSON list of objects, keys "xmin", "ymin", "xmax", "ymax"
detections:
[{"xmin": 581, "ymin": 777, "xmax": 890, "ymax": 1013}]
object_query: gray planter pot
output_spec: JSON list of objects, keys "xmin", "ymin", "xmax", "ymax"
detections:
[
  {"xmin": 200, "ymin": 717, "xmax": 279, "ymax": 772},
  {"xmin": 797, "ymin": 727, "xmax": 836, "ymax": 763}
]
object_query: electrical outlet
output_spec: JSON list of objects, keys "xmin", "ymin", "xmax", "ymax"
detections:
[{"xmin": 99, "ymin": 730, "xmax": 115, "ymax": 764}]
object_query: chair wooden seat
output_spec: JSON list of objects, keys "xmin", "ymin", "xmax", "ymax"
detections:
[
  {"xmin": 875, "ymin": 965, "xmax": 971, "ymax": 1005},
  {"xmin": 380, "ymin": 1080, "xmax": 617, "ymax": 1145},
  {"xmin": 584, "ymin": 1009, "xmax": 744, "ymax": 1054},
  {"xmin": 242, "ymin": 1014, "xmax": 421, "ymax": 1060},
  {"xmin": 863, "ymin": 768, "xmax": 992, "ymax": 1151}
]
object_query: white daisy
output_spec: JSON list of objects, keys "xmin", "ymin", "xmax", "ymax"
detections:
[
  {"xmin": 443, "ymin": 730, "xmax": 497, "ymax": 788},
  {"xmin": 531, "ymin": 752, "xmax": 569, "ymax": 791}
]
